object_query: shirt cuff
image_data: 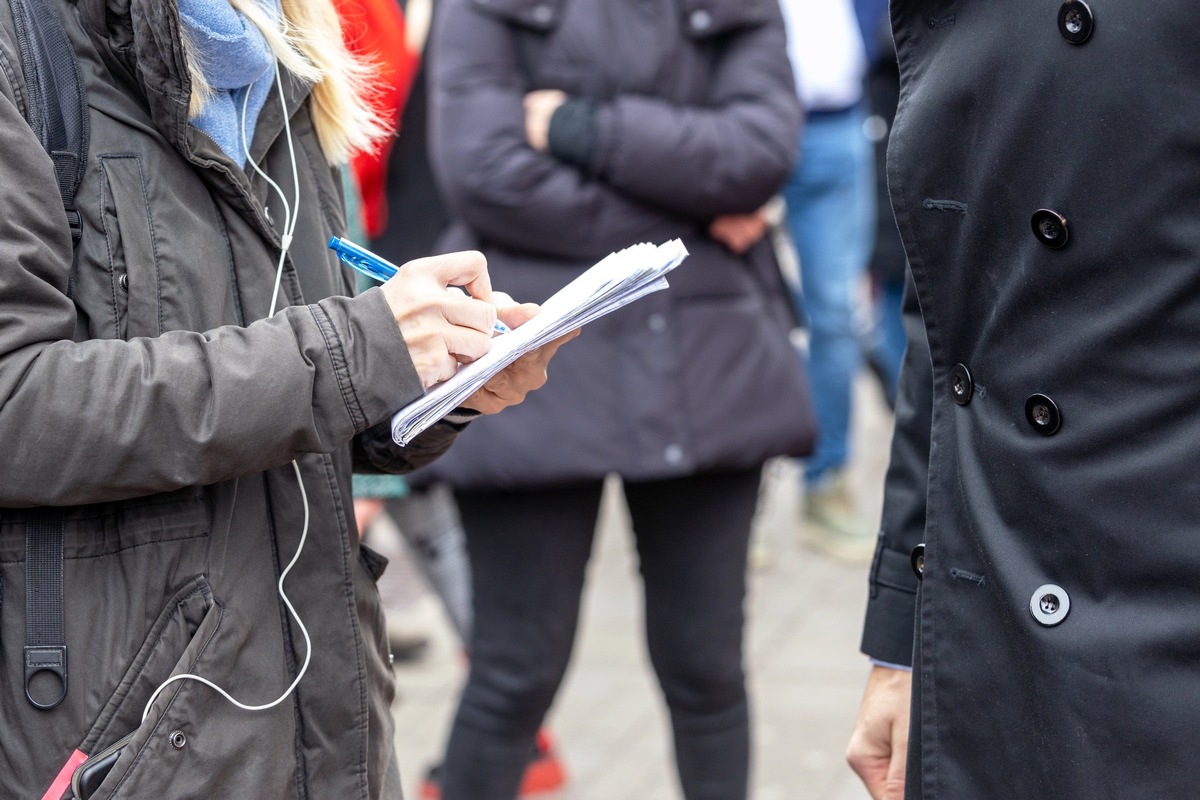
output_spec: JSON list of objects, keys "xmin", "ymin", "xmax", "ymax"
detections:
[
  {"xmin": 869, "ymin": 658, "xmax": 913, "ymax": 672},
  {"xmin": 442, "ymin": 408, "xmax": 481, "ymax": 428}
]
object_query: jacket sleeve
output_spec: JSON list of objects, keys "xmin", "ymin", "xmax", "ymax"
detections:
[
  {"xmin": 860, "ymin": 270, "xmax": 930, "ymax": 667},
  {"xmin": 0, "ymin": 85, "xmax": 426, "ymax": 507},
  {"xmin": 582, "ymin": 13, "xmax": 801, "ymax": 219},
  {"xmin": 353, "ymin": 417, "xmax": 466, "ymax": 474},
  {"xmin": 428, "ymin": 0, "xmax": 686, "ymax": 262}
]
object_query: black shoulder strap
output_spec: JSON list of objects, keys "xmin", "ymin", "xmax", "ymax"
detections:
[
  {"xmin": 4, "ymin": 0, "xmax": 82, "ymax": 713},
  {"xmin": 8, "ymin": 0, "xmax": 89, "ymax": 243},
  {"xmin": 25, "ymin": 512, "xmax": 67, "ymax": 710}
]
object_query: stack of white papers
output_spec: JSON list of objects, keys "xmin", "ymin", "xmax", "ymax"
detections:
[{"xmin": 391, "ymin": 239, "xmax": 689, "ymax": 445}]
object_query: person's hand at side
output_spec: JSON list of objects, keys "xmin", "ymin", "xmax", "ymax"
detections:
[
  {"xmin": 847, "ymin": 665, "xmax": 912, "ymax": 800},
  {"xmin": 524, "ymin": 89, "xmax": 568, "ymax": 152},
  {"xmin": 380, "ymin": 250, "xmax": 500, "ymax": 388},
  {"xmin": 709, "ymin": 211, "xmax": 768, "ymax": 254},
  {"xmin": 353, "ymin": 498, "xmax": 384, "ymax": 539},
  {"xmin": 460, "ymin": 295, "xmax": 580, "ymax": 414}
]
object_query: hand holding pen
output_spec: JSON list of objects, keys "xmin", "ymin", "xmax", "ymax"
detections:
[
  {"xmin": 330, "ymin": 237, "xmax": 535, "ymax": 391},
  {"xmin": 331, "ymin": 237, "xmax": 510, "ymax": 335}
]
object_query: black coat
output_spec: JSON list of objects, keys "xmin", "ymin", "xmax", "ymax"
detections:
[
  {"xmin": 413, "ymin": 0, "xmax": 814, "ymax": 490},
  {"xmin": 863, "ymin": 1, "xmax": 1200, "ymax": 796}
]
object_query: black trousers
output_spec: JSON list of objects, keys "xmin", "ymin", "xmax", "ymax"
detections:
[{"xmin": 441, "ymin": 468, "xmax": 762, "ymax": 800}]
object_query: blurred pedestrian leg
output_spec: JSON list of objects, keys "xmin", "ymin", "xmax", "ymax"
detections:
[
  {"xmin": 782, "ymin": 105, "xmax": 878, "ymax": 562},
  {"xmin": 355, "ymin": 476, "xmax": 436, "ymax": 663},
  {"xmin": 442, "ymin": 470, "xmax": 759, "ymax": 800},
  {"xmin": 779, "ymin": 0, "xmax": 878, "ymax": 562},
  {"xmin": 386, "ymin": 483, "xmax": 473, "ymax": 642}
]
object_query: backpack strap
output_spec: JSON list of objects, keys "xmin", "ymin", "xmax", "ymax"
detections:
[
  {"xmin": 5, "ymin": 0, "xmax": 79, "ymax": 712},
  {"xmin": 25, "ymin": 511, "xmax": 67, "ymax": 710},
  {"xmin": 8, "ymin": 0, "xmax": 88, "ymax": 243}
]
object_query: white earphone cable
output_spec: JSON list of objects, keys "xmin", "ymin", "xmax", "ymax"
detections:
[{"xmin": 141, "ymin": 64, "xmax": 312, "ymax": 723}]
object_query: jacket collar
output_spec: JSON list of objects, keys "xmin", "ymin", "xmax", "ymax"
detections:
[{"xmin": 470, "ymin": 0, "xmax": 774, "ymax": 38}]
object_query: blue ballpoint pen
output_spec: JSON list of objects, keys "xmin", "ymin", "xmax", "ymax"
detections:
[{"xmin": 328, "ymin": 236, "xmax": 511, "ymax": 335}]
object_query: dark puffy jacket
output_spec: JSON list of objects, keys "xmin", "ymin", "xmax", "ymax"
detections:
[
  {"xmin": 416, "ymin": 0, "xmax": 813, "ymax": 490},
  {"xmin": 0, "ymin": 1, "xmax": 458, "ymax": 797}
]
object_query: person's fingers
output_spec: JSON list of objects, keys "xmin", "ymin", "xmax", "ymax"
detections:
[
  {"xmin": 461, "ymin": 328, "xmax": 579, "ymax": 413},
  {"xmin": 439, "ymin": 292, "xmax": 500, "ymax": 335},
  {"xmin": 497, "ymin": 301, "xmax": 541, "ymax": 330},
  {"xmin": 423, "ymin": 350, "xmax": 458, "ymax": 387},
  {"xmin": 847, "ymin": 730, "xmax": 892, "ymax": 800},
  {"xmin": 443, "ymin": 327, "xmax": 492, "ymax": 364},
  {"xmin": 882, "ymin": 722, "xmax": 908, "ymax": 800},
  {"xmin": 535, "ymin": 328, "xmax": 581, "ymax": 360},
  {"xmin": 414, "ymin": 250, "xmax": 493, "ymax": 301},
  {"xmin": 847, "ymin": 667, "xmax": 911, "ymax": 800}
]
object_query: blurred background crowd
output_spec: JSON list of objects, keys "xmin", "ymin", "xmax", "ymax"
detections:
[{"xmin": 336, "ymin": 0, "xmax": 904, "ymax": 797}]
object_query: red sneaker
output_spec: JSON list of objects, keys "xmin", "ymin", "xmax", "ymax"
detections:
[
  {"xmin": 520, "ymin": 730, "xmax": 568, "ymax": 795},
  {"xmin": 418, "ymin": 730, "xmax": 567, "ymax": 799}
]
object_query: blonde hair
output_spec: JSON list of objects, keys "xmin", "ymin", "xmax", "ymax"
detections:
[{"xmin": 183, "ymin": 0, "xmax": 390, "ymax": 164}]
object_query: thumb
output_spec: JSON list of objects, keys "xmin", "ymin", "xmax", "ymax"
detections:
[{"xmin": 497, "ymin": 301, "xmax": 541, "ymax": 330}]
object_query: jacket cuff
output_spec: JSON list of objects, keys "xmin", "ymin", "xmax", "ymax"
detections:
[
  {"xmin": 547, "ymin": 97, "xmax": 598, "ymax": 171},
  {"xmin": 313, "ymin": 287, "xmax": 425, "ymax": 434},
  {"xmin": 442, "ymin": 408, "xmax": 481, "ymax": 428},
  {"xmin": 860, "ymin": 536, "xmax": 919, "ymax": 667}
]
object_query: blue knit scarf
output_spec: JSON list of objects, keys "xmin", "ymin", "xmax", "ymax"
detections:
[{"xmin": 178, "ymin": 0, "xmax": 281, "ymax": 163}]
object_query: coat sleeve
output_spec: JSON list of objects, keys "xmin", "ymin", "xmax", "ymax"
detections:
[
  {"xmin": 353, "ymin": 417, "xmax": 465, "ymax": 474},
  {"xmin": 0, "ymin": 83, "xmax": 426, "ymax": 507},
  {"xmin": 584, "ymin": 13, "xmax": 802, "ymax": 219},
  {"xmin": 860, "ymin": 270, "xmax": 930, "ymax": 667},
  {"xmin": 428, "ymin": 0, "xmax": 687, "ymax": 262}
]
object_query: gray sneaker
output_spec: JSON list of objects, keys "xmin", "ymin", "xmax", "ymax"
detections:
[{"xmin": 801, "ymin": 471, "xmax": 878, "ymax": 564}]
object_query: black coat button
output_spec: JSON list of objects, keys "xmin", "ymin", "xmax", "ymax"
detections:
[
  {"xmin": 950, "ymin": 363, "xmax": 973, "ymax": 405},
  {"xmin": 1025, "ymin": 393, "xmax": 1062, "ymax": 435},
  {"xmin": 1058, "ymin": 1, "xmax": 1094, "ymax": 45},
  {"xmin": 1031, "ymin": 209, "xmax": 1069, "ymax": 249},
  {"xmin": 911, "ymin": 543, "xmax": 926, "ymax": 581}
]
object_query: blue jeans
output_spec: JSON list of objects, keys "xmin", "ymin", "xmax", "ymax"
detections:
[
  {"xmin": 782, "ymin": 106, "xmax": 875, "ymax": 485},
  {"xmin": 868, "ymin": 276, "xmax": 907, "ymax": 408}
]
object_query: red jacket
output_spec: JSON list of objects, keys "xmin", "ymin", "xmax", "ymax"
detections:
[{"xmin": 334, "ymin": 0, "xmax": 419, "ymax": 237}]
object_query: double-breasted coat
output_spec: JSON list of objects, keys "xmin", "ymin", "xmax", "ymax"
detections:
[{"xmin": 861, "ymin": 1, "xmax": 1200, "ymax": 796}]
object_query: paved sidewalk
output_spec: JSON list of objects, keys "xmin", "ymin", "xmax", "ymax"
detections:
[{"xmin": 390, "ymin": 378, "xmax": 892, "ymax": 800}]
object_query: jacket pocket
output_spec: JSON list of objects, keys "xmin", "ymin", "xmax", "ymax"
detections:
[
  {"xmin": 98, "ymin": 154, "xmax": 161, "ymax": 340},
  {"xmin": 77, "ymin": 576, "xmax": 215, "ymax": 759},
  {"xmin": 358, "ymin": 542, "xmax": 390, "ymax": 583},
  {"xmin": 84, "ymin": 585, "xmax": 227, "ymax": 800},
  {"xmin": 355, "ymin": 542, "xmax": 401, "ymax": 795},
  {"xmin": 85, "ymin": 588, "xmax": 299, "ymax": 799}
]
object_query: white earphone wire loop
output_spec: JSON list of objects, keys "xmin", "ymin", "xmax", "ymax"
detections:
[
  {"xmin": 141, "ymin": 460, "xmax": 311, "ymax": 721},
  {"xmin": 142, "ymin": 63, "xmax": 313, "ymax": 725}
]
